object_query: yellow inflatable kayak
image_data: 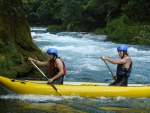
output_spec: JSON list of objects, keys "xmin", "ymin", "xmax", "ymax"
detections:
[{"xmin": 0, "ymin": 76, "xmax": 150, "ymax": 98}]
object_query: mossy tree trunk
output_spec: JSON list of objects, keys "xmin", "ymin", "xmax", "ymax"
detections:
[{"xmin": 0, "ymin": 0, "xmax": 48, "ymax": 78}]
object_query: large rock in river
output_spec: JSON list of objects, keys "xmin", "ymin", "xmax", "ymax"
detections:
[{"xmin": 0, "ymin": 0, "xmax": 48, "ymax": 78}]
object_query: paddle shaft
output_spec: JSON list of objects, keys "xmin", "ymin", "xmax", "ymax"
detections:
[
  {"xmin": 103, "ymin": 60, "xmax": 116, "ymax": 80},
  {"xmin": 30, "ymin": 61, "xmax": 58, "ymax": 91}
]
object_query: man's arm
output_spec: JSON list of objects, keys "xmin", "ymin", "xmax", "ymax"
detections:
[
  {"xmin": 28, "ymin": 57, "xmax": 49, "ymax": 66},
  {"xmin": 101, "ymin": 56, "xmax": 128, "ymax": 64}
]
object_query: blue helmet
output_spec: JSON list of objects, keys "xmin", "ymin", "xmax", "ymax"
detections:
[
  {"xmin": 47, "ymin": 48, "xmax": 58, "ymax": 56},
  {"xmin": 117, "ymin": 45, "xmax": 128, "ymax": 51}
]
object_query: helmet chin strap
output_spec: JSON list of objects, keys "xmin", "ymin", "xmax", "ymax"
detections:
[
  {"xmin": 52, "ymin": 56, "xmax": 55, "ymax": 60},
  {"xmin": 50, "ymin": 54, "xmax": 55, "ymax": 61},
  {"xmin": 52, "ymin": 54, "xmax": 58, "ymax": 60}
]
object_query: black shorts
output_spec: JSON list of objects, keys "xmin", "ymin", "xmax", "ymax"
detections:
[
  {"xmin": 109, "ymin": 76, "xmax": 128, "ymax": 86},
  {"xmin": 51, "ymin": 76, "xmax": 64, "ymax": 84}
]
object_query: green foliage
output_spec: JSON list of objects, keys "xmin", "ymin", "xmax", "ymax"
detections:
[
  {"xmin": 122, "ymin": 0, "xmax": 150, "ymax": 22},
  {"xmin": 0, "ymin": 41, "xmax": 22, "ymax": 76},
  {"xmin": 22, "ymin": 0, "xmax": 120, "ymax": 31},
  {"xmin": 0, "ymin": 57, "xmax": 15, "ymax": 71},
  {"xmin": 0, "ymin": 39, "xmax": 5, "ymax": 52},
  {"xmin": 94, "ymin": 28, "xmax": 106, "ymax": 35},
  {"xmin": 0, "ymin": 54, "xmax": 17, "ymax": 77},
  {"xmin": 46, "ymin": 25, "xmax": 65, "ymax": 31},
  {"xmin": 132, "ymin": 24, "xmax": 150, "ymax": 45},
  {"xmin": 103, "ymin": 14, "xmax": 150, "ymax": 45},
  {"xmin": 22, "ymin": 0, "xmax": 150, "ymax": 45},
  {"xmin": 22, "ymin": 0, "xmax": 41, "ymax": 25},
  {"xmin": 104, "ymin": 14, "xmax": 137, "ymax": 43}
]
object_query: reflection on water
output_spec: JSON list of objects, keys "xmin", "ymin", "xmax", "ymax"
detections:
[
  {"xmin": 0, "ymin": 93, "xmax": 150, "ymax": 113},
  {"xmin": 99, "ymin": 106, "xmax": 148, "ymax": 113},
  {"xmin": 0, "ymin": 87, "xmax": 7, "ymax": 95},
  {"xmin": 0, "ymin": 96, "xmax": 103, "ymax": 113}
]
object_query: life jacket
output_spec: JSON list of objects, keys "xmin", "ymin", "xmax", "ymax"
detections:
[
  {"xmin": 116, "ymin": 61, "xmax": 132, "ymax": 77},
  {"xmin": 49, "ymin": 57, "xmax": 66, "ymax": 77}
]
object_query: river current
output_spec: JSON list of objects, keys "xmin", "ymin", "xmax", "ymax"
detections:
[{"xmin": 0, "ymin": 27, "xmax": 150, "ymax": 113}]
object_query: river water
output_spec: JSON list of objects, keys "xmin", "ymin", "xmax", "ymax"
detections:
[{"xmin": 0, "ymin": 27, "xmax": 150, "ymax": 113}]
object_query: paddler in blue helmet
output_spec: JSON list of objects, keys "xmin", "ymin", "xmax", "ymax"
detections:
[
  {"xmin": 101, "ymin": 45, "xmax": 132, "ymax": 86},
  {"xmin": 28, "ymin": 48, "xmax": 66, "ymax": 84}
]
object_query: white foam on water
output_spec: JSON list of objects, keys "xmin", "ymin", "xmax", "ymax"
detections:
[
  {"xmin": 30, "ymin": 30, "xmax": 150, "ymax": 83},
  {"xmin": 0, "ymin": 94, "xmax": 63, "ymax": 102}
]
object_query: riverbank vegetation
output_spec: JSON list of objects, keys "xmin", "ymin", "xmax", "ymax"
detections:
[{"xmin": 22, "ymin": 0, "xmax": 150, "ymax": 45}]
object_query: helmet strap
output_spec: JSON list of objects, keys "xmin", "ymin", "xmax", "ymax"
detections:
[
  {"xmin": 121, "ymin": 51, "xmax": 127, "ymax": 59},
  {"xmin": 51, "ymin": 54, "xmax": 58, "ymax": 60}
]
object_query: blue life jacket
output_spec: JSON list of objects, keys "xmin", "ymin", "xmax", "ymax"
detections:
[{"xmin": 116, "ymin": 61, "xmax": 132, "ymax": 77}]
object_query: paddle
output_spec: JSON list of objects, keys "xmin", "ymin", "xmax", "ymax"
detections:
[
  {"xmin": 30, "ymin": 61, "xmax": 59, "ymax": 92},
  {"xmin": 102, "ymin": 59, "xmax": 117, "ymax": 80}
]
